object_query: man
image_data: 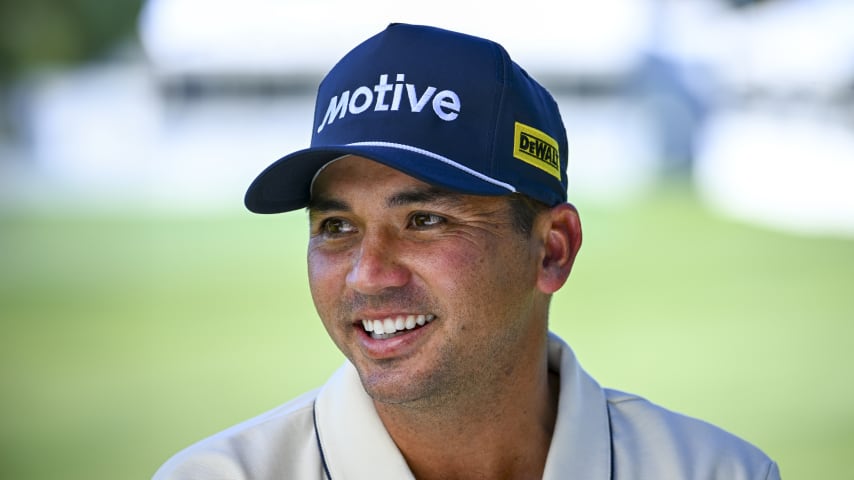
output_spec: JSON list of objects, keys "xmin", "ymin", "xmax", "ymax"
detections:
[{"xmin": 154, "ymin": 23, "xmax": 780, "ymax": 479}]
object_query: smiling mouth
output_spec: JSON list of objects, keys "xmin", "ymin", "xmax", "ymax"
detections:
[{"xmin": 361, "ymin": 314, "xmax": 436, "ymax": 340}]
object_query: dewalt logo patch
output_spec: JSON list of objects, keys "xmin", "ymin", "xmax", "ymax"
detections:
[{"xmin": 513, "ymin": 122, "xmax": 561, "ymax": 180}]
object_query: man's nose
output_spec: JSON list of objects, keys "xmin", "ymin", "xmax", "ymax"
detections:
[{"xmin": 345, "ymin": 230, "xmax": 411, "ymax": 295}]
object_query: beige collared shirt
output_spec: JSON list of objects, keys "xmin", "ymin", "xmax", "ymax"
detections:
[{"xmin": 153, "ymin": 334, "xmax": 780, "ymax": 479}]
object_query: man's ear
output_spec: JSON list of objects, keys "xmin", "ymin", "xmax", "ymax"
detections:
[{"xmin": 537, "ymin": 203, "xmax": 582, "ymax": 294}]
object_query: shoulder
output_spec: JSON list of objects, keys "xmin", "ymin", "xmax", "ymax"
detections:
[
  {"xmin": 605, "ymin": 389, "xmax": 780, "ymax": 480},
  {"xmin": 152, "ymin": 389, "xmax": 323, "ymax": 480}
]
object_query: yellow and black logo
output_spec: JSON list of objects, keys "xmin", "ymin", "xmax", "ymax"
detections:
[{"xmin": 513, "ymin": 122, "xmax": 561, "ymax": 180}]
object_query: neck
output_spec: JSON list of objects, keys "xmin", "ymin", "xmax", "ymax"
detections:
[{"xmin": 374, "ymin": 343, "xmax": 559, "ymax": 480}]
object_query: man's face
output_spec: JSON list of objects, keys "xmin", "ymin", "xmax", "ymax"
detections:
[{"xmin": 307, "ymin": 156, "xmax": 550, "ymax": 407}]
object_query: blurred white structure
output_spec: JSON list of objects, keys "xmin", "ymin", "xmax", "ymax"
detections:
[
  {"xmin": 4, "ymin": 0, "xmax": 853, "ymax": 237},
  {"xmin": 696, "ymin": 108, "xmax": 854, "ymax": 236},
  {"xmin": 659, "ymin": 0, "xmax": 854, "ymax": 237},
  {"xmin": 137, "ymin": 0, "xmax": 652, "ymax": 80}
]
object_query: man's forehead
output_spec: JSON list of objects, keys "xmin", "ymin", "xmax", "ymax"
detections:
[{"xmin": 309, "ymin": 182, "xmax": 468, "ymax": 213}]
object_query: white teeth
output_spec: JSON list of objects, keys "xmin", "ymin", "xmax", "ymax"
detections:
[
  {"xmin": 383, "ymin": 318, "xmax": 395, "ymax": 333},
  {"xmin": 362, "ymin": 314, "xmax": 435, "ymax": 338}
]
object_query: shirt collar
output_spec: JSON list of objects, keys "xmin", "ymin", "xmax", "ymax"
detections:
[
  {"xmin": 314, "ymin": 333, "xmax": 612, "ymax": 479},
  {"xmin": 542, "ymin": 332, "xmax": 612, "ymax": 479},
  {"xmin": 314, "ymin": 362, "xmax": 414, "ymax": 480}
]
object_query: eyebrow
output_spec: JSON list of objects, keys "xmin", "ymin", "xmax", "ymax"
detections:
[
  {"xmin": 307, "ymin": 197, "xmax": 349, "ymax": 214},
  {"xmin": 386, "ymin": 186, "xmax": 466, "ymax": 209}
]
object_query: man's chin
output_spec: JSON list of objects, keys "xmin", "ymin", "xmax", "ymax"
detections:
[{"xmin": 358, "ymin": 368, "xmax": 437, "ymax": 407}]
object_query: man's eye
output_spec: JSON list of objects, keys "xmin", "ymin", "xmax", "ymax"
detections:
[
  {"xmin": 320, "ymin": 218, "xmax": 356, "ymax": 235},
  {"xmin": 409, "ymin": 213, "xmax": 445, "ymax": 229}
]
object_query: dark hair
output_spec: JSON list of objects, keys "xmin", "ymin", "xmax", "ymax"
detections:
[{"xmin": 506, "ymin": 193, "xmax": 551, "ymax": 236}]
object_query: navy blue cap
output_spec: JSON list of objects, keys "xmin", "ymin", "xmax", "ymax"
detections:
[{"xmin": 245, "ymin": 23, "xmax": 568, "ymax": 213}]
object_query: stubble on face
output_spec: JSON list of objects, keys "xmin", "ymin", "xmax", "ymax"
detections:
[{"xmin": 307, "ymin": 156, "xmax": 548, "ymax": 412}]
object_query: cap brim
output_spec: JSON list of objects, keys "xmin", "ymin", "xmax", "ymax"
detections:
[{"xmin": 244, "ymin": 144, "xmax": 515, "ymax": 214}]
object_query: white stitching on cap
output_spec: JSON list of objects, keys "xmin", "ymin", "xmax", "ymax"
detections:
[
  {"xmin": 309, "ymin": 155, "xmax": 352, "ymax": 197},
  {"xmin": 347, "ymin": 141, "xmax": 517, "ymax": 192}
]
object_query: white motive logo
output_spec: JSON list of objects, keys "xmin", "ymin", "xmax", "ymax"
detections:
[{"xmin": 316, "ymin": 74, "xmax": 461, "ymax": 133}]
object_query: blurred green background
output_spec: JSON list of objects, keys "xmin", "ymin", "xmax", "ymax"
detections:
[
  {"xmin": 2, "ymin": 186, "xmax": 852, "ymax": 479},
  {"xmin": 2, "ymin": 1, "xmax": 853, "ymax": 479}
]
